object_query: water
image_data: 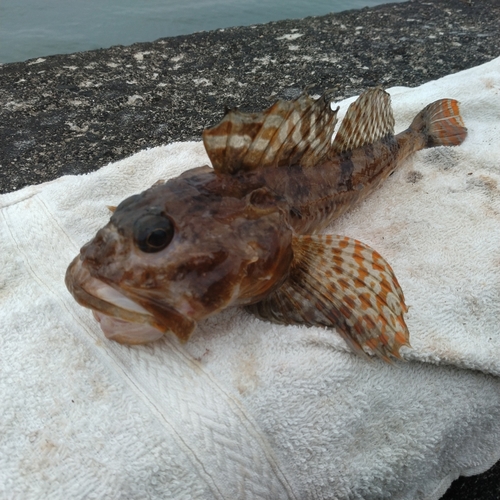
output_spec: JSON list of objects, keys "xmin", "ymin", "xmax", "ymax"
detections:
[{"xmin": 1, "ymin": 0, "xmax": 400, "ymax": 64}]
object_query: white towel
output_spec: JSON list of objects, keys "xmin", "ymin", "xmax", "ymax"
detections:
[{"xmin": 1, "ymin": 57, "xmax": 500, "ymax": 500}]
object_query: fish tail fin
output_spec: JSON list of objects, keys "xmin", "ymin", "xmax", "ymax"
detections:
[
  {"xmin": 410, "ymin": 99, "xmax": 467, "ymax": 148},
  {"xmin": 247, "ymin": 234, "xmax": 410, "ymax": 362}
]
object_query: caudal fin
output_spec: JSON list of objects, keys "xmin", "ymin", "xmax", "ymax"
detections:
[{"xmin": 410, "ymin": 99, "xmax": 467, "ymax": 148}]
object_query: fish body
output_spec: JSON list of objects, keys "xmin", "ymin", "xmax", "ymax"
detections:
[{"xmin": 66, "ymin": 89, "xmax": 466, "ymax": 360}]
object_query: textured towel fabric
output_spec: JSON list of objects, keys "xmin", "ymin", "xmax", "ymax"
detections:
[{"xmin": 1, "ymin": 58, "xmax": 500, "ymax": 500}]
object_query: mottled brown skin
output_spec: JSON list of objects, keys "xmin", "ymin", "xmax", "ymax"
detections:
[
  {"xmin": 68, "ymin": 164, "xmax": 295, "ymax": 340},
  {"xmin": 67, "ymin": 126, "xmax": 419, "ymax": 339},
  {"xmin": 262, "ymin": 134, "xmax": 407, "ymax": 234},
  {"xmin": 65, "ymin": 90, "xmax": 467, "ymax": 348}
]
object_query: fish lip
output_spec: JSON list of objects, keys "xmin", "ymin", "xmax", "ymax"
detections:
[
  {"xmin": 65, "ymin": 255, "xmax": 155, "ymax": 324},
  {"xmin": 65, "ymin": 255, "xmax": 196, "ymax": 343}
]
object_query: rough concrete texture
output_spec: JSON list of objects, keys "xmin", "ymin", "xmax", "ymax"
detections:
[{"xmin": 1, "ymin": 0, "xmax": 500, "ymax": 497}]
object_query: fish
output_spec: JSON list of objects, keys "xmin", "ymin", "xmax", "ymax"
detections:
[{"xmin": 65, "ymin": 88, "xmax": 467, "ymax": 361}]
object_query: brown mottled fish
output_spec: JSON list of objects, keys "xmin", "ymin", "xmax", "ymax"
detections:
[{"xmin": 65, "ymin": 88, "xmax": 467, "ymax": 361}]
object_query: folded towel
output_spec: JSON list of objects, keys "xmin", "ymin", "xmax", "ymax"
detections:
[{"xmin": 1, "ymin": 57, "xmax": 500, "ymax": 500}]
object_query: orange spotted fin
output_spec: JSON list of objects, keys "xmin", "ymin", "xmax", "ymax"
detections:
[
  {"xmin": 330, "ymin": 87, "xmax": 395, "ymax": 154},
  {"xmin": 247, "ymin": 234, "xmax": 410, "ymax": 362},
  {"xmin": 202, "ymin": 91, "xmax": 339, "ymax": 174},
  {"xmin": 410, "ymin": 98, "xmax": 467, "ymax": 147}
]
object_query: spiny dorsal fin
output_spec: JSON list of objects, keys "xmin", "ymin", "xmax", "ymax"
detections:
[
  {"xmin": 202, "ymin": 91, "xmax": 339, "ymax": 174},
  {"xmin": 246, "ymin": 234, "xmax": 410, "ymax": 362},
  {"xmin": 330, "ymin": 87, "xmax": 395, "ymax": 154}
]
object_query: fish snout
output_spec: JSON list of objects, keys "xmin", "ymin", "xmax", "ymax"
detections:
[{"xmin": 80, "ymin": 226, "xmax": 122, "ymax": 269}]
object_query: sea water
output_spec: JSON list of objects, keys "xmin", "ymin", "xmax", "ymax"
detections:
[{"xmin": 0, "ymin": 0, "xmax": 401, "ymax": 64}]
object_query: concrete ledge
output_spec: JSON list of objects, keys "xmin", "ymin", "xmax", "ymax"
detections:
[{"xmin": 1, "ymin": 0, "xmax": 499, "ymax": 497}]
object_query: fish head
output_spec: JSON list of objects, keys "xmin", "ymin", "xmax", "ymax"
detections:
[{"xmin": 65, "ymin": 168, "xmax": 294, "ymax": 345}]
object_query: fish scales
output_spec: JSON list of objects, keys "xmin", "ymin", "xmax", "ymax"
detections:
[
  {"xmin": 66, "ymin": 88, "xmax": 467, "ymax": 360},
  {"xmin": 258, "ymin": 135, "xmax": 401, "ymax": 234}
]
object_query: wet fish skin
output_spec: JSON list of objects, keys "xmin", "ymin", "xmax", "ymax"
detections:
[
  {"xmin": 68, "ymin": 165, "xmax": 295, "ymax": 340},
  {"xmin": 65, "ymin": 88, "xmax": 467, "ymax": 359}
]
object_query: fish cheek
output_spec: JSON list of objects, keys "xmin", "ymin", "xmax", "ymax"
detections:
[
  {"xmin": 201, "ymin": 269, "xmax": 241, "ymax": 311},
  {"xmin": 167, "ymin": 250, "xmax": 228, "ymax": 282},
  {"xmin": 165, "ymin": 250, "xmax": 240, "ymax": 315}
]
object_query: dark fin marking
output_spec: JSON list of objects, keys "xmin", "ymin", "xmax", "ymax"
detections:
[
  {"xmin": 409, "ymin": 98, "xmax": 467, "ymax": 147},
  {"xmin": 202, "ymin": 91, "xmax": 339, "ymax": 174},
  {"xmin": 330, "ymin": 87, "xmax": 395, "ymax": 154},
  {"xmin": 246, "ymin": 234, "xmax": 410, "ymax": 362}
]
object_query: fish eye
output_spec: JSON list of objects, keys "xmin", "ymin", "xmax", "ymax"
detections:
[{"xmin": 134, "ymin": 215, "xmax": 174, "ymax": 253}]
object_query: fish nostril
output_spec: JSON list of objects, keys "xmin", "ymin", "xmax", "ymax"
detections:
[
  {"xmin": 80, "ymin": 228, "xmax": 118, "ymax": 266},
  {"xmin": 80, "ymin": 242, "xmax": 90, "ymax": 255},
  {"xmin": 80, "ymin": 240, "xmax": 99, "ymax": 262}
]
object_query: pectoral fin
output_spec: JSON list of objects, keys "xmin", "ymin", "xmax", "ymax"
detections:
[{"xmin": 246, "ymin": 234, "xmax": 410, "ymax": 361}]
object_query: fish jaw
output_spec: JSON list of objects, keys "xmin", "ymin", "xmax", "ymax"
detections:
[
  {"xmin": 65, "ymin": 255, "xmax": 196, "ymax": 344},
  {"xmin": 92, "ymin": 311, "xmax": 165, "ymax": 344}
]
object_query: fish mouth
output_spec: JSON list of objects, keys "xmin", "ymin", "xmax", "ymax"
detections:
[{"xmin": 65, "ymin": 256, "xmax": 196, "ymax": 345}]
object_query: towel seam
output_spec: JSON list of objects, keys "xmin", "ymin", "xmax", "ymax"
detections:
[
  {"xmin": 1, "ymin": 202, "xmax": 228, "ymax": 500},
  {"xmin": 167, "ymin": 337, "xmax": 299, "ymax": 499},
  {"xmin": 4, "ymin": 196, "xmax": 298, "ymax": 499}
]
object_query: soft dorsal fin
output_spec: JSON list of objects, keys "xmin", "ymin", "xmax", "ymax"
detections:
[
  {"xmin": 202, "ymin": 91, "xmax": 339, "ymax": 174},
  {"xmin": 330, "ymin": 87, "xmax": 395, "ymax": 154},
  {"xmin": 246, "ymin": 233, "xmax": 410, "ymax": 362}
]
